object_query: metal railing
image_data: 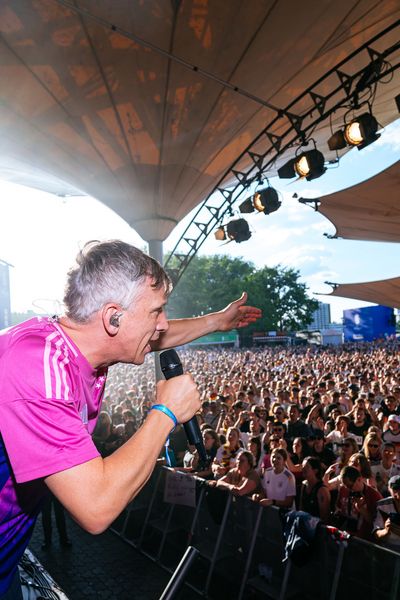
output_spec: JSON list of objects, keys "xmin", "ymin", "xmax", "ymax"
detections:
[{"xmin": 110, "ymin": 466, "xmax": 400, "ymax": 599}]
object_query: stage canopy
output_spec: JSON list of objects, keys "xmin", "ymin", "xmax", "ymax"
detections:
[
  {"xmin": 0, "ymin": 1, "xmax": 399, "ymax": 242},
  {"xmin": 326, "ymin": 276, "xmax": 400, "ymax": 309},
  {"xmin": 318, "ymin": 159, "xmax": 400, "ymax": 243}
]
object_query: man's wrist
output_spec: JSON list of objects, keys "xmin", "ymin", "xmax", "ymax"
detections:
[
  {"xmin": 202, "ymin": 311, "xmax": 221, "ymax": 334},
  {"xmin": 150, "ymin": 404, "xmax": 178, "ymax": 428}
]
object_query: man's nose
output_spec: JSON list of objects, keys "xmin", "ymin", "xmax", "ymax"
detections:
[{"xmin": 156, "ymin": 310, "xmax": 169, "ymax": 332}]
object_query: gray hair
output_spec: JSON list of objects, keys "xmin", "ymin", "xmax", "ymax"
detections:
[{"xmin": 64, "ymin": 240, "xmax": 172, "ymax": 323}]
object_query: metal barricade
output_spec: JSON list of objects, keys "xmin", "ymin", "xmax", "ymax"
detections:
[
  {"xmin": 111, "ymin": 467, "xmax": 400, "ymax": 600},
  {"xmin": 110, "ymin": 468, "xmax": 161, "ymax": 547}
]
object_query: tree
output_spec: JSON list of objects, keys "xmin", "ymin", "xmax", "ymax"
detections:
[
  {"xmin": 166, "ymin": 254, "xmax": 255, "ymax": 318},
  {"xmin": 167, "ymin": 254, "xmax": 318, "ymax": 334},
  {"xmin": 246, "ymin": 266, "xmax": 319, "ymax": 332}
]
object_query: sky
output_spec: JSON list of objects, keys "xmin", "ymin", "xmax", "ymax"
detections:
[{"xmin": 0, "ymin": 118, "xmax": 399, "ymax": 323}]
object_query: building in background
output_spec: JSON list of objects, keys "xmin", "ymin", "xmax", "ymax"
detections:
[
  {"xmin": 0, "ymin": 260, "xmax": 12, "ymax": 329},
  {"xmin": 308, "ymin": 302, "xmax": 331, "ymax": 331}
]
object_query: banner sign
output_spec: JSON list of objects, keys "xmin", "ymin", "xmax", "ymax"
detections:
[{"xmin": 164, "ymin": 470, "xmax": 196, "ymax": 507}]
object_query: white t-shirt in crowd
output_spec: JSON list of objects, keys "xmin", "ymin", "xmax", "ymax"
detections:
[{"xmin": 262, "ymin": 467, "xmax": 296, "ymax": 507}]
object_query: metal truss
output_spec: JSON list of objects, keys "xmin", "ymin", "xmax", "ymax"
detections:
[{"xmin": 164, "ymin": 19, "xmax": 400, "ymax": 286}]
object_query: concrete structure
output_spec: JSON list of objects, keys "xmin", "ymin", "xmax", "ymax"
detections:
[{"xmin": 308, "ymin": 301, "xmax": 331, "ymax": 331}]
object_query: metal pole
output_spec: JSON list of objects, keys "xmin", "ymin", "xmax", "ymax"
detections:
[
  {"xmin": 148, "ymin": 239, "xmax": 164, "ymax": 383},
  {"xmin": 159, "ymin": 546, "xmax": 199, "ymax": 600}
]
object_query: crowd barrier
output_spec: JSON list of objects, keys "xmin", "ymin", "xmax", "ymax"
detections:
[{"xmin": 110, "ymin": 466, "xmax": 400, "ymax": 599}]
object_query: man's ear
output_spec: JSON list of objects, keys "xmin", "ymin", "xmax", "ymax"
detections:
[{"xmin": 102, "ymin": 305, "xmax": 123, "ymax": 336}]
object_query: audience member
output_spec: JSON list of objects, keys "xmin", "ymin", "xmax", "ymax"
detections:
[
  {"xmin": 257, "ymin": 448, "xmax": 296, "ymax": 509},
  {"xmin": 335, "ymin": 465, "xmax": 382, "ymax": 540},
  {"xmin": 299, "ymin": 457, "xmax": 331, "ymax": 522},
  {"xmin": 373, "ymin": 475, "xmax": 400, "ymax": 551},
  {"xmin": 212, "ymin": 451, "xmax": 262, "ymax": 497}
]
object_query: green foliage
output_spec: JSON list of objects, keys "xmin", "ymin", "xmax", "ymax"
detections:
[
  {"xmin": 167, "ymin": 254, "xmax": 319, "ymax": 332},
  {"xmin": 166, "ymin": 254, "xmax": 254, "ymax": 318},
  {"xmin": 246, "ymin": 266, "xmax": 319, "ymax": 331}
]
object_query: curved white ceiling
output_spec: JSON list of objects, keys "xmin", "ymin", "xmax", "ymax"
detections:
[{"xmin": 0, "ymin": 1, "xmax": 399, "ymax": 240}]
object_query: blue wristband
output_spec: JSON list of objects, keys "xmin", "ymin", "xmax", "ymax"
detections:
[{"xmin": 151, "ymin": 404, "xmax": 178, "ymax": 428}]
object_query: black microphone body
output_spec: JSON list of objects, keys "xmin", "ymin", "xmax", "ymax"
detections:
[{"xmin": 159, "ymin": 349, "xmax": 208, "ymax": 465}]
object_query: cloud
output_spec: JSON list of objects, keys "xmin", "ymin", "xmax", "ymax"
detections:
[
  {"xmin": 363, "ymin": 118, "xmax": 400, "ymax": 153},
  {"xmin": 375, "ymin": 119, "xmax": 400, "ymax": 151}
]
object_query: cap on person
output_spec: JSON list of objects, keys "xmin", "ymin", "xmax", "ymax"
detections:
[
  {"xmin": 388, "ymin": 415, "xmax": 400, "ymax": 424},
  {"xmin": 388, "ymin": 475, "xmax": 400, "ymax": 490}
]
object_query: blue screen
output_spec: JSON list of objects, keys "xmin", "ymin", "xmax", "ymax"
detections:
[{"xmin": 343, "ymin": 305, "xmax": 395, "ymax": 342}]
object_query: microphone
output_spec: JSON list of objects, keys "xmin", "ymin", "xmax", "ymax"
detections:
[{"xmin": 159, "ymin": 349, "xmax": 208, "ymax": 465}]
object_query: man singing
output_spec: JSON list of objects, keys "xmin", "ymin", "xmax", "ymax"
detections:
[{"xmin": 0, "ymin": 240, "xmax": 261, "ymax": 599}]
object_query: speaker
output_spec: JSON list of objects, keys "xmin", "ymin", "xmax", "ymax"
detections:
[{"xmin": 110, "ymin": 313, "xmax": 122, "ymax": 327}]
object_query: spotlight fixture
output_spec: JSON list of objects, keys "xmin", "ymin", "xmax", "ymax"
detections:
[
  {"xmin": 238, "ymin": 198, "xmax": 254, "ymax": 213},
  {"xmin": 239, "ymin": 186, "xmax": 281, "ymax": 215},
  {"xmin": 327, "ymin": 112, "xmax": 380, "ymax": 151},
  {"xmin": 277, "ymin": 159, "xmax": 296, "ymax": 180},
  {"xmin": 226, "ymin": 218, "xmax": 251, "ymax": 243},
  {"xmin": 294, "ymin": 150, "xmax": 326, "ymax": 181},
  {"xmin": 214, "ymin": 226, "xmax": 226, "ymax": 241},
  {"xmin": 253, "ymin": 187, "xmax": 281, "ymax": 215},
  {"xmin": 278, "ymin": 149, "xmax": 326, "ymax": 182},
  {"xmin": 396, "ymin": 93, "xmax": 400, "ymax": 114}
]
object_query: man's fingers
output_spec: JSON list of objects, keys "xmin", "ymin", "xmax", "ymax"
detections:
[
  {"xmin": 237, "ymin": 305, "xmax": 262, "ymax": 327},
  {"xmin": 237, "ymin": 291, "xmax": 248, "ymax": 305}
]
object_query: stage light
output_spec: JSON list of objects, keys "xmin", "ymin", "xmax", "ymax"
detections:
[
  {"xmin": 278, "ymin": 149, "xmax": 325, "ymax": 182},
  {"xmin": 294, "ymin": 150, "xmax": 326, "ymax": 181},
  {"xmin": 214, "ymin": 226, "xmax": 226, "ymax": 241},
  {"xmin": 226, "ymin": 218, "xmax": 251, "ymax": 243},
  {"xmin": 343, "ymin": 113, "xmax": 380, "ymax": 149},
  {"xmin": 277, "ymin": 158, "xmax": 296, "ymax": 179},
  {"xmin": 396, "ymin": 93, "xmax": 400, "ymax": 113},
  {"xmin": 327, "ymin": 130, "xmax": 346, "ymax": 151},
  {"xmin": 253, "ymin": 187, "xmax": 281, "ymax": 215},
  {"xmin": 295, "ymin": 155, "xmax": 311, "ymax": 178},
  {"xmin": 239, "ymin": 186, "xmax": 281, "ymax": 215},
  {"xmin": 238, "ymin": 198, "xmax": 255, "ymax": 213},
  {"xmin": 328, "ymin": 112, "xmax": 380, "ymax": 151}
]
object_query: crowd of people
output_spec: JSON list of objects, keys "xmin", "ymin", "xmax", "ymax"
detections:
[{"xmin": 93, "ymin": 340, "xmax": 400, "ymax": 552}]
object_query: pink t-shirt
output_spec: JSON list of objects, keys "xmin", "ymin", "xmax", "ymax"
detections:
[{"xmin": 0, "ymin": 317, "xmax": 105, "ymax": 593}]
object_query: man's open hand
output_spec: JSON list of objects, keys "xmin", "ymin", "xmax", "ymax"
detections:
[{"xmin": 217, "ymin": 292, "xmax": 262, "ymax": 331}]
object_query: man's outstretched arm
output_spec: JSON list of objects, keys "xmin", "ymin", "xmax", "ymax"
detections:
[{"xmin": 151, "ymin": 292, "xmax": 262, "ymax": 350}]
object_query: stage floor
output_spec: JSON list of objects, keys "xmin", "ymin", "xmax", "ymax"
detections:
[{"xmin": 28, "ymin": 513, "xmax": 199, "ymax": 600}]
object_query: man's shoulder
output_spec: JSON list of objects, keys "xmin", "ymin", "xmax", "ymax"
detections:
[
  {"xmin": 365, "ymin": 485, "xmax": 383, "ymax": 501},
  {"xmin": 383, "ymin": 430, "xmax": 400, "ymax": 440},
  {"xmin": 283, "ymin": 468, "xmax": 294, "ymax": 479},
  {"xmin": 0, "ymin": 317, "xmax": 61, "ymax": 354},
  {"xmin": 248, "ymin": 469, "xmax": 261, "ymax": 482},
  {"xmin": 377, "ymin": 497, "xmax": 395, "ymax": 509}
]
